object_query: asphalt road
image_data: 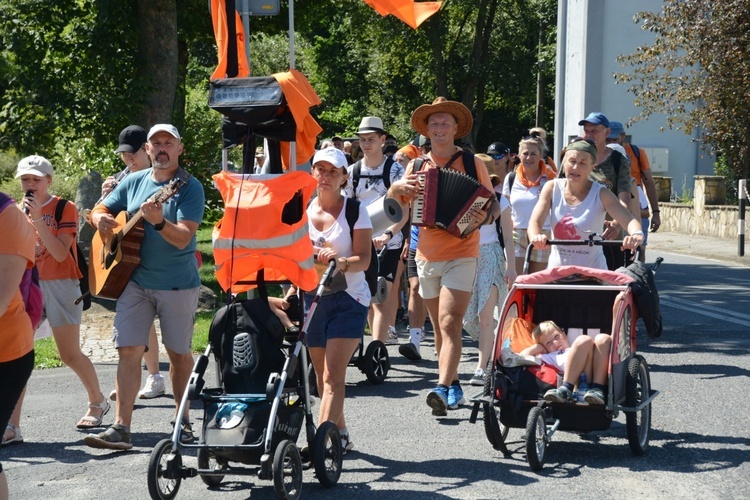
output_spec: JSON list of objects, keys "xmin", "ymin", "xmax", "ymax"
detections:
[{"xmin": 3, "ymin": 242, "xmax": 750, "ymax": 499}]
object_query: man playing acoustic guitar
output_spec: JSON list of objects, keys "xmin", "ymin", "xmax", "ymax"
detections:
[{"xmin": 84, "ymin": 124, "xmax": 205, "ymax": 450}]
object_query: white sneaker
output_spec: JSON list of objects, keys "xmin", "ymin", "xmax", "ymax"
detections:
[
  {"xmin": 386, "ymin": 326, "xmax": 399, "ymax": 345},
  {"xmin": 470, "ymin": 368, "xmax": 487, "ymax": 386},
  {"xmin": 138, "ymin": 374, "xmax": 166, "ymax": 399}
]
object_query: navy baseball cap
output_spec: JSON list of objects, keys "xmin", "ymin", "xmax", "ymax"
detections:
[
  {"xmin": 578, "ymin": 112, "xmax": 610, "ymax": 128},
  {"xmin": 608, "ymin": 121, "xmax": 625, "ymax": 138}
]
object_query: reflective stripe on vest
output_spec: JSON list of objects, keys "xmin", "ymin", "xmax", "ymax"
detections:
[{"xmin": 212, "ymin": 170, "xmax": 319, "ymax": 292}]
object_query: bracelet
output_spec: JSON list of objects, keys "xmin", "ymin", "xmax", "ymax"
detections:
[
  {"xmin": 338, "ymin": 257, "xmax": 350, "ymax": 273},
  {"xmin": 631, "ymin": 231, "xmax": 644, "ymax": 236},
  {"xmin": 32, "ymin": 217, "xmax": 44, "ymax": 223},
  {"xmin": 652, "ymin": 209, "xmax": 660, "ymax": 213}
]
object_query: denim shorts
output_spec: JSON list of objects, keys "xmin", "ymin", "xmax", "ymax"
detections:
[{"xmin": 303, "ymin": 291, "xmax": 367, "ymax": 348}]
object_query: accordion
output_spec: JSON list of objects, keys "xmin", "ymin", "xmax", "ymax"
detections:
[{"xmin": 411, "ymin": 168, "xmax": 494, "ymax": 238}]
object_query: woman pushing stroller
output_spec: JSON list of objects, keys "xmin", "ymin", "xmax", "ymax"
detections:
[
  {"xmin": 284, "ymin": 147, "xmax": 372, "ymax": 454},
  {"xmin": 527, "ymin": 138, "xmax": 643, "ymax": 269}
]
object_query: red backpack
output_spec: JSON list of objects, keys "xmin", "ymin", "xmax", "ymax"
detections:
[{"xmin": 0, "ymin": 193, "xmax": 44, "ymax": 329}]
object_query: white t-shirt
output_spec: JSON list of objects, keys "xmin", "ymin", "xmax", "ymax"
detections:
[
  {"xmin": 502, "ymin": 170, "xmax": 551, "ymax": 230},
  {"xmin": 541, "ymin": 348, "xmax": 569, "ymax": 373},
  {"xmin": 344, "ymin": 157, "xmax": 405, "ymax": 250},
  {"xmin": 478, "ymin": 190, "xmax": 509, "ymax": 245},
  {"xmin": 307, "ymin": 197, "xmax": 373, "ymax": 306},
  {"xmin": 547, "ymin": 178, "xmax": 607, "ymax": 269}
]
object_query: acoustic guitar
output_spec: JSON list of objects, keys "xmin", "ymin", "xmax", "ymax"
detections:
[{"xmin": 89, "ymin": 178, "xmax": 185, "ymax": 300}]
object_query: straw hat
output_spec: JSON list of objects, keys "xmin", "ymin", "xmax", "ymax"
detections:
[
  {"xmin": 410, "ymin": 97, "xmax": 473, "ymax": 139},
  {"xmin": 476, "ymin": 153, "xmax": 501, "ymax": 187}
]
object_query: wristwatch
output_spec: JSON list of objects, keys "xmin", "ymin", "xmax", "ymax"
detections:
[
  {"xmin": 153, "ymin": 219, "xmax": 167, "ymax": 231},
  {"xmin": 384, "ymin": 229, "xmax": 394, "ymax": 238}
]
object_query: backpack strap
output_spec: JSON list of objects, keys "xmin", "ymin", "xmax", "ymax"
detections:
[
  {"xmin": 0, "ymin": 192, "xmax": 14, "ymax": 212},
  {"xmin": 54, "ymin": 198, "xmax": 79, "ymax": 262},
  {"xmin": 351, "ymin": 160, "xmax": 363, "ymax": 198},
  {"xmin": 461, "ymin": 150, "xmax": 477, "ymax": 180},
  {"xmin": 382, "ymin": 156, "xmax": 394, "ymax": 189},
  {"xmin": 413, "ymin": 158, "xmax": 426, "ymax": 173},
  {"xmin": 344, "ymin": 197, "xmax": 360, "ymax": 241},
  {"xmin": 631, "ymin": 144, "xmax": 641, "ymax": 163}
]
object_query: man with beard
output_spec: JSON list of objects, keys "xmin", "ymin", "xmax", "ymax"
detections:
[{"xmin": 84, "ymin": 124, "xmax": 205, "ymax": 450}]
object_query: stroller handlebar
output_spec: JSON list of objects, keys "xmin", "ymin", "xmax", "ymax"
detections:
[{"xmin": 522, "ymin": 234, "xmax": 642, "ymax": 275}]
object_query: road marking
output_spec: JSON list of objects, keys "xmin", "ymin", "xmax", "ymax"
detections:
[{"xmin": 660, "ymin": 295, "xmax": 750, "ymax": 327}]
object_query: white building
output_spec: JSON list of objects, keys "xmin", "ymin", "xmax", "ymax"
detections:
[{"xmin": 553, "ymin": 0, "xmax": 715, "ymax": 196}]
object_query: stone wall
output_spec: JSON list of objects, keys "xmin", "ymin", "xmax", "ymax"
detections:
[{"xmin": 655, "ymin": 175, "xmax": 738, "ymax": 240}]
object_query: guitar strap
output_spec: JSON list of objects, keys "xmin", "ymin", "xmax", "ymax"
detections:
[{"xmin": 174, "ymin": 167, "xmax": 193, "ymax": 184}]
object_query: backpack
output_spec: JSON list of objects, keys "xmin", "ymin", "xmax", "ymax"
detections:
[
  {"xmin": 351, "ymin": 156, "xmax": 395, "ymax": 196},
  {"xmin": 616, "ymin": 260, "xmax": 663, "ymax": 339},
  {"xmin": 0, "ymin": 193, "xmax": 44, "ymax": 329},
  {"xmin": 343, "ymin": 197, "xmax": 384, "ymax": 302},
  {"xmin": 54, "ymin": 198, "xmax": 91, "ymax": 310}
]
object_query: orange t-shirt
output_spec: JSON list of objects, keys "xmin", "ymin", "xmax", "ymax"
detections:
[
  {"xmin": 0, "ymin": 202, "xmax": 36, "ymax": 363},
  {"xmin": 34, "ymin": 196, "xmax": 82, "ymax": 281},
  {"xmin": 409, "ymin": 149, "xmax": 494, "ymax": 262},
  {"xmin": 625, "ymin": 143, "xmax": 651, "ymax": 186}
]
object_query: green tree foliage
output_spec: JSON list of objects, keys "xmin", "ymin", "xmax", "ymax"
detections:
[{"xmin": 615, "ymin": 0, "xmax": 750, "ymax": 188}]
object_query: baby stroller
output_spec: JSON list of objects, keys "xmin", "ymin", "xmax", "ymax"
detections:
[
  {"xmin": 469, "ymin": 240, "xmax": 660, "ymax": 471},
  {"xmin": 147, "ymin": 166, "xmax": 343, "ymax": 499}
]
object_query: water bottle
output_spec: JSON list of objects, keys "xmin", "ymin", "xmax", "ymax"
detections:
[{"xmin": 577, "ymin": 373, "xmax": 589, "ymax": 403}]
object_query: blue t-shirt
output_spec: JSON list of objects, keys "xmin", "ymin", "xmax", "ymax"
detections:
[{"xmin": 104, "ymin": 168, "xmax": 205, "ymax": 290}]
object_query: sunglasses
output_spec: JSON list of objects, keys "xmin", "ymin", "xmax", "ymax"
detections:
[{"xmin": 490, "ymin": 152, "xmax": 515, "ymax": 160}]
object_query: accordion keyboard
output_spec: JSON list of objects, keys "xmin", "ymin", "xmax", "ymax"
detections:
[{"xmin": 411, "ymin": 171, "xmax": 427, "ymax": 224}]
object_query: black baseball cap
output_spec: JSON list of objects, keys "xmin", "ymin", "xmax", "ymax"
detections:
[{"xmin": 115, "ymin": 125, "xmax": 147, "ymax": 153}]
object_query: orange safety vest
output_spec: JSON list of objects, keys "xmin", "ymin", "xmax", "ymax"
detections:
[{"xmin": 212, "ymin": 170, "xmax": 319, "ymax": 293}]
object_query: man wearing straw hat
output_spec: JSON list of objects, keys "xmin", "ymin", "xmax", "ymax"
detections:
[{"xmin": 387, "ymin": 97, "xmax": 500, "ymax": 417}]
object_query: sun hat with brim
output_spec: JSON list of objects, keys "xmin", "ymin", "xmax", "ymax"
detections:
[
  {"xmin": 476, "ymin": 153, "xmax": 501, "ymax": 187},
  {"xmin": 312, "ymin": 147, "xmax": 348, "ymax": 170},
  {"xmin": 411, "ymin": 97, "xmax": 473, "ymax": 139},
  {"xmin": 15, "ymin": 155, "xmax": 54, "ymax": 178},
  {"xmin": 356, "ymin": 116, "xmax": 386, "ymax": 135}
]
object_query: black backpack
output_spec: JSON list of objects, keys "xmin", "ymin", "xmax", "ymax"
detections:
[
  {"xmin": 351, "ymin": 156, "xmax": 395, "ymax": 195},
  {"xmin": 616, "ymin": 260, "xmax": 663, "ymax": 339},
  {"xmin": 343, "ymin": 197, "xmax": 381, "ymax": 300},
  {"xmin": 208, "ymin": 298, "xmax": 286, "ymax": 394},
  {"xmin": 54, "ymin": 198, "xmax": 91, "ymax": 310}
]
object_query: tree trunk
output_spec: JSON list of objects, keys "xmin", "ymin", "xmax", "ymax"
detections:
[{"xmin": 136, "ymin": 0, "xmax": 179, "ymax": 127}]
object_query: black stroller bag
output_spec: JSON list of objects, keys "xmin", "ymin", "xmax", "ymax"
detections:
[{"xmin": 209, "ymin": 298, "xmax": 287, "ymax": 394}]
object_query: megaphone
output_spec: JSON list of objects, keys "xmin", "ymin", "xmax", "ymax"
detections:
[{"xmin": 366, "ymin": 196, "xmax": 403, "ymax": 235}]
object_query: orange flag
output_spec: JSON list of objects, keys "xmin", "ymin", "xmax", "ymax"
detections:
[
  {"xmin": 273, "ymin": 70, "xmax": 323, "ymax": 169},
  {"xmin": 363, "ymin": 0, "xmax": 442, "ymax": 29},
  {"xmin": 210, "ymin": 0, "xmax": 250, "ymax": 80}
]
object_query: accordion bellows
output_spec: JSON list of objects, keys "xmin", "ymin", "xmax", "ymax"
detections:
[{"xmin": 412, "ymin": 168, "xmax": 494, "ymax": 238}]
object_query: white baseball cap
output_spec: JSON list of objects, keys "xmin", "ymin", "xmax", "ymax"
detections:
[
  {"xmin": 312, "ymin": 147, "xmax": 348, "ymax": 170},
  {"xmin": 15, "ymin": 155, "xmax": 54, "ymax": 178},
  {"xmin": 147, "ymin": 124, "xmax": 181, "ymax": 141}
]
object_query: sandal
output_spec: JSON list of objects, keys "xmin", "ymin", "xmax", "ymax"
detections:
[
  {"xmin": 1, "ymin": 423, "xmax": 23, "ymax": 446},
  {"xmin": 76, "ymin": 397, "xmax": 111, "ymax": 429}
]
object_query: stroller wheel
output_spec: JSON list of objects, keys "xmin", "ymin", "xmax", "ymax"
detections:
[
  {"xmin": 273, "ymin": 439, "xmax": 303, "ymax": 500},
  {"xmin": 147, "ymin": 438, "xmax": 182, "ymax": 500},
  {"xmin": 525, "ymin": 406, "xmax": 548, "ymax": 471},
  {"xmin": 312, "ymin": 421, "xmax": 342, "ymax": 488},
  {"xmin": 361, "ymin": 340, "xmax": 389, "ymax": 384},
  {"xmin": 626, "ymin": 354, "xmax": 652, "ymax": 456},
  {"xmin": 482, "ymin": 374, "xmax": 511, "ymax": 456},
  {"xmin": 197, "ymin": 447, "xmax": 226, "ymax": 487}
]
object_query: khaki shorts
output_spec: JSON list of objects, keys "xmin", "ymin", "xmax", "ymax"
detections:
[
  {"xmin": 416, "ymin": 257, "xmax": 477, "ymax": 300},
  {"xmin": 40, "ymin": 279, "xmax": 83, "ymax": 328},
  {"xmin": 113, "ymin": 282, "xmax": 199, "ymax": 355},
  {"xmin": 514, "ymin": 228, "xmax": 551, "ymax": 263}
]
